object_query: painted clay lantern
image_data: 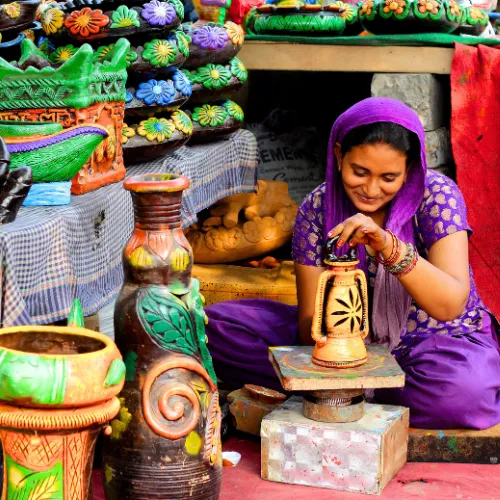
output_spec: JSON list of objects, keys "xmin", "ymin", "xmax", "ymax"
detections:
[
  {"xmin": 0, "ymin": 38, "xmax": 129, "ymax": 194},
  {"xmin": 0, "ymin": 302, "xmax": 125, "ymax": 499},
  {"xmin": 311, "ymin": 235, "xmax": 369, "ymax": 368},
  {"xmin": 102, "ymin": 174, "xmax": 222, "ymax": 499}
]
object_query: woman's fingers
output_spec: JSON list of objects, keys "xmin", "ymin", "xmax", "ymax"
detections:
[{"xmin": 327, "ymin": 223, "xmax": 345, "ymax": 239}]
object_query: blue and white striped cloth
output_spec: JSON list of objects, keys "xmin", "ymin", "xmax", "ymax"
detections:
[{"xmin": 0, "ymin": 130, "xmax": 258, "ymax": 327}]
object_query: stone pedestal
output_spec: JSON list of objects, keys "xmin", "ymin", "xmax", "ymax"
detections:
[{"xmin": 261, "ymin": 397, "xmax": 409, "ymax": 495}]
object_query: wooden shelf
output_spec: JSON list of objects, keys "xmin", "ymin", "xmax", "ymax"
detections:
[{"xmin": 239, "ymin": 41, "xmax": 453, "ymax": 74}]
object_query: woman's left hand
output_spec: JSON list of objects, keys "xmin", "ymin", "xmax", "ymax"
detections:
[{"xmin": 327, "ymin": 213, "xmax": 389, "ymax": 253}]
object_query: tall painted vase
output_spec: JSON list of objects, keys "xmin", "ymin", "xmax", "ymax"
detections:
[{"xmin": 102, "ymin": 174, "xmax": 222, "ymax": 499}]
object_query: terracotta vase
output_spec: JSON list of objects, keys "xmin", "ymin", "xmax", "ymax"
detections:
[
  {"xmin": 311, "ymin": 236, "xmax": 369, "ymax": 368},
  {"xmin": 102, "ymin": 174, "xmax": 222, "ymax": 500},
  {"xmin": 0, "ymin": 324, "xmax": 125, "ymax": 499}
]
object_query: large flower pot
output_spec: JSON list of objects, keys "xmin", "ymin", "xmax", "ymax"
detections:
[
  {"xmin": 0, "ymin": 325, "xmax": 125, "ymax": 500},
  {"xmin": 102, "ymin": 173, "xmax": 222, "ymax": 500}
]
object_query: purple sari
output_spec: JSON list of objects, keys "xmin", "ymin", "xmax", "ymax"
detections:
[{"xmin": 205, "ymin": 98, "xmax": 500, "ymax": 430}]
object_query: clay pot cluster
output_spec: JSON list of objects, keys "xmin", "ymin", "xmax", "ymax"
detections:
[
  {"xmin": 37, "ymin": 0, "xmax": 248, "ymax": 163},
  {"xmin": 245, "ymin": 0, "xmax": 489, "ymax": 37}
]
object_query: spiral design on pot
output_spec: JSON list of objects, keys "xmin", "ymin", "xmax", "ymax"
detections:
[{"xmin": 142, "ymin": 357, "xmax": 217, "ymax": 440}]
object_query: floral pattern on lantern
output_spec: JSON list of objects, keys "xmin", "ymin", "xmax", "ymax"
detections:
[
  {"xmin": 383, "ymin": 0, "xmax": 406, "ymax": 14},
  {"xmin": 64, "ymin": 8, "xmax": 109, "ymax": 37},
  {"xmin": 175, "ymin": 30, "xmax": 191, "ymax": 57},
  {"xmin": 122, "ymin": 125, "xmax": 136, "ymax": 144}
]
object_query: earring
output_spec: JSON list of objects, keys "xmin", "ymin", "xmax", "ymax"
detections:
[{"xmin": 338, "ymin": 165, "xmax": 341, "ymax": 172}]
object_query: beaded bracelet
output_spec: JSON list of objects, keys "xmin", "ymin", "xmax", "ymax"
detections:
[
  {"xmin": 385, "ymin": 243, "xmax": 416, "ymax": 276},
  {"xmin": 376, "ymin": 230, "xmax": 400, "ymax": 266},
  {"xmin": 395, "ymin": 246, "xmax": 419, "ymax": 278}
]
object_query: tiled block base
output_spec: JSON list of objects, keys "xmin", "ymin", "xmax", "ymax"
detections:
[
  {"xmin": 228, "ymin": 388, "xmax": 285, "ymax": 436},
  {"xmin": 261, "ymin": 397, "xmax": 409, "ymax": 495},
  {"xmin": 409, "ymin": 424, "xmax": 500, "ymax": 464}
]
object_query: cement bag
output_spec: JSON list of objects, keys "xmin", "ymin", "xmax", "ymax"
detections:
[{"xmin": 246, "ymin": 109, "xmax": 325, "ymax": 205}]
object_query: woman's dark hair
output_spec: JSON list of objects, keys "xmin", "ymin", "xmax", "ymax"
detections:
[{"xmin": 340, "ymin": 122, "xmax": 420, "ymax": 167}]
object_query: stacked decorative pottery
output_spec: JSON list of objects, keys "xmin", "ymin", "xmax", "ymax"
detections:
[
  {"xmin": 39, "ymin": 0, "xmax": 193, "ymax": 163},
  {"xmin": 0, "ymin": 0, "xmax": 42, "ymax": 59},
  {"xmin": 182, "ymin": 20, "xmax": 248, "ymax": 142}
]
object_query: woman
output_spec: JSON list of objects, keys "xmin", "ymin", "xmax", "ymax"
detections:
[{"xmin": 205, "ymin": 97, "xmax": 500, "ymax": 430}]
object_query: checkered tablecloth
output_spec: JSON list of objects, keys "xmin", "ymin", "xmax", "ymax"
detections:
[{"xmin": 0, "ymin": 130, "xmax": 258, "ymax": 327}]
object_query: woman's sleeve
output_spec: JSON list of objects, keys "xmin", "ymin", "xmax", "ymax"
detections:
[
  {"xmin": 292, "ymin": 184, "xmax": 325, "ymax": 267},
  {"xmin": 416, "ymin": 172, "xmax": 472, "ymax": 251}
]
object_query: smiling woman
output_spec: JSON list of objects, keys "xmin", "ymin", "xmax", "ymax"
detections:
[{"xmin": 204, "ymin": 97, "xmax": 500, "ymax": 431}]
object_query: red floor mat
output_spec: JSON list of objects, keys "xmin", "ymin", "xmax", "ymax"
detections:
[{"xmin": 93, "ymin": 434, "xmax": 500, "ymax": 499}]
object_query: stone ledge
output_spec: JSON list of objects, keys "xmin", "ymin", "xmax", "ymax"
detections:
[{"xmin": 408, "ymin": 425, "xmax": 500, "ymax": 464}]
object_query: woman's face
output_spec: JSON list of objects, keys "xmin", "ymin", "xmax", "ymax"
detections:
[{"xmin": 334, "ymin": 142, "xmax": 409, "ymax": 215}]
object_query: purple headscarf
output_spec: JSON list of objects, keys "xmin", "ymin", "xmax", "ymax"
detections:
[{"xmin": 325, "ymin": 97, "xmax": 427, "ymax": 350}]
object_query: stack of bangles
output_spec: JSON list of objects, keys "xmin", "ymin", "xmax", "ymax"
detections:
[{"xmin": 376, "ymin": 230, "xmax": 419, "ymax": 278}]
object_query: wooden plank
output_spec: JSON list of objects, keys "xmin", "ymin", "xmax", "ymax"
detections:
[
  {"xmin": 239, "ymin": 42, "xmax": 454, "ymax": 74},
  {"xmin": 408, "ymin": 425, "xmax": 500, "ymax": 464},
  {"xmin": 269, "ymin": 345, "xmax": 405, "ymax": 391}
]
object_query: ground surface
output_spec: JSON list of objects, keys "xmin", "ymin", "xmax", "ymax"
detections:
[{"xmin": 92, "ymin": 434, "xmax": 500, "ymax": 499}]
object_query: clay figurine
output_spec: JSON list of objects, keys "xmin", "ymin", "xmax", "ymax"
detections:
[
  {"xmin": 0, "ymin": 137, "xmax": 32, "ymax": 223},
  {"xmin": 102, "ymin": 174, "xmax": 222, "ymax": 500},
  {"xmin": 186, "ymin": 179, "xmax": 299, "ymax": 263},
  {"xmin": 311, "ymin": 236, "xmax": 369, "ymax": 368}
]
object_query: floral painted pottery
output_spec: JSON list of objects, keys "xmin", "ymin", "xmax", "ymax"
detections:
[
  {"xmin": 0, "ymin": 38, "xmax": 128, "ymax": 193},
  {"xmin": 186, "ymin": 179, "xmax": 299, "ymax": 263},
  {"xmin": 184, "ymin": 56, "xmax": 247, "ymax": 104},
  {"xmin": 181, "ymin": 20, "xmax": 244, "ymax": 69},
  {"xmin": 0, "ymin": 0, "xmax": 40, "ymax": 34},
  {"xmin": 126, "ymin": 68, "xmax": 192, "ymax": 111},
  {"xmin": 0, "ymin": 321, "xmax": 125, "ymax": 499},
  {"xmin": 3, "ymin": 123, "xmax": 108, "ymax": 182},
  {"xmin": 455, "ymin": 6, "xmax": 488, "ymax": 35},
  {"xmin": 101, "ymin": 173, "xmax": 222, "ymax": 500},
  {"xmin": 122, "ymin": 110, "xmax": 192, "ymax": 162},
  {"xmin": 39, "ymin": 0, "xmax": 184, "ymax": 41},
  {"xmin": 359, "ymin": 0, "xmax": 462, "ymax": 35},
  {"xmin": 245, "ymin": 3, "xmax": 347, "ymax": 36},
  {"xmin": 311, "ymin": 236, "xmax": 369, "ymax": 369},
  {"xmin": 187, "ymin": 100, "xmax": 243, "ymax": 143}
]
